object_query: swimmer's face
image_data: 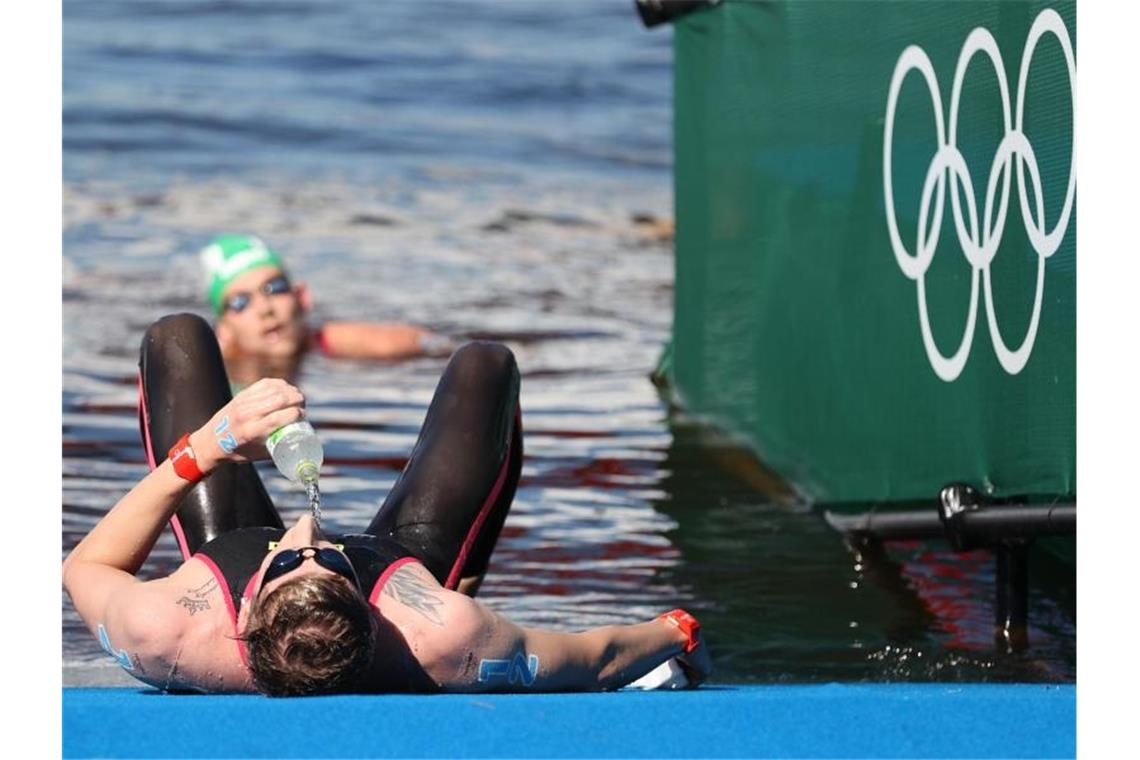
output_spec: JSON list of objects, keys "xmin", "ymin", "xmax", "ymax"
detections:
[
  {"xmin": 253, "ymin": 514, "xmax": 354, "ymax": 601},
  {"xmin": 216, "ymin": 266, "xmax": 311, "ymax": 361}
]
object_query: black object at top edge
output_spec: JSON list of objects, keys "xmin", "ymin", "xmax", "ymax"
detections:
[{"xmin": 635, "ymin": 0, "xmax": 721, "ymax": 29}]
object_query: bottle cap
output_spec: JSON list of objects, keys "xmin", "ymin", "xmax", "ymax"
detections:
[{"xmin": 296, "ymin": 461, "xmax": 319, "ymax": 483}]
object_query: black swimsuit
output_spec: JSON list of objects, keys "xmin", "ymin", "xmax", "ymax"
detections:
[
  {"xmin": 192, "ymin": 528, "xmax": 422, "ymax": 669},
  {"xmin": 194, "ymin": 529, "xmax": 417, "ymax": 613},
  {"xmin": 137, "ymin": 313, "xmax": 522, "ymax": 671}
]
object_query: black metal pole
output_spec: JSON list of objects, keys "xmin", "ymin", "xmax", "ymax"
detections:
[
  {"xmin": 634, "ymin": 0, "xmax": 720, "ymax": 28},
  {"xmin": 995, "ymin": 541, "xmax": 1030, "ymax": 653},
  {"xmin": 824, "ymin": 504, "xmax": 1075, "ymax": 543}
]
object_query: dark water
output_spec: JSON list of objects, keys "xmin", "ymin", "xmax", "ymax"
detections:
[{"xmin": 62, "ymin": 0, "xmax": 1074, "ymax": 687}]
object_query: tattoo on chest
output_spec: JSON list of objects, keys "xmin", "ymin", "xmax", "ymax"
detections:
[
  {"xmin": 383, "ymin": 568, "xmax": 444, "ymax": 626},
  {"xmin": 176, "ymin": 597, "xmax": 209, "ymax": 614},
  {"xmin": 176, "ymin": 577, "xmax": 218, "ymax": 616}
]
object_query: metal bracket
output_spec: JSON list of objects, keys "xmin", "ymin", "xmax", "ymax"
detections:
[{"xmin": 937, "ymin": 482, "xmax": 984, "ymax": 551}]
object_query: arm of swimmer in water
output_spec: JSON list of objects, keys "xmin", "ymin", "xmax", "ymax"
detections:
[
  {"xmin": 378, "ymin": 563, "xmax": 710, "ymax": 692},
  {"xmin": 317, "ymin": 321, "xmax": 454, "ymax": 360}
]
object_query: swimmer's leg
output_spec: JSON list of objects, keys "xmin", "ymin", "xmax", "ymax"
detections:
[
  {"xmin": 452, "ymin": 409, "xmax": 522, "ymax": 597},
  {"xmin": 367, "ymin": 341, "xmax": 522, "ymax": 594},
  {"xmin": 137, "ymin": 313, "xmax": 283, "ymax": 559}
]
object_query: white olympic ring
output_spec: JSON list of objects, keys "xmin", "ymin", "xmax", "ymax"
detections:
[{"xmin": 883, "ymin": 9, "xmax": 1075, "ymax": 381}]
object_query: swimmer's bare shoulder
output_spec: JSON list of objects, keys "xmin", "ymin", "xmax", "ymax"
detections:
[
  {"xmin": 370, "ymin": 561, "xmax": 470, "ymax": 684},
  {"xmin": 79, "ymin": 559, "xmax": 252, "ymax": 693}
]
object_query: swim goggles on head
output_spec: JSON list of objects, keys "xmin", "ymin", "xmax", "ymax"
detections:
[
  {"xmin": 223, "ymin": 275, "xmax": 292, "ymax": 314},
  {"xmin": 258, "ymin": 546, "xmax": 361, "ymax": 594}
]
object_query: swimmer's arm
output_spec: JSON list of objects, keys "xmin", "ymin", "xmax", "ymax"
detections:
[
  {"xmin": 62, "ymin": 438, "xmax": 219, "ymax": 648},
  {"xmin": 63, "ymin": 379, "xmax": 304, "ymax": 616},
  {"xmin": 63, "ymin": 444, "xmax": 213, "ymax": 587},
  {"xmin": 317, "ymin": 321, "xmax": 453, "ymax": 360},
  {"xmin": 413, "ymin": 588, "xmax": 708, "ymax": 692},
  {"xmin": 510, "ymin": 616, "xmax": 707, "ymax": 691}
]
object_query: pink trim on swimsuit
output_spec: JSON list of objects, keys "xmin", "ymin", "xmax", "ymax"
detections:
[
  {"xmin": 193, "ymin": 553, "xmax": 248, "ymax": 667},
  {"xmin": 138, "ymin": 372, "xmax": 192, "ymax": 561},
  {"xmin": 443, "ymin": 407, "xmax": 521, "ymax": 590},
  {"xmin": 369, "ymin": 557, "xmax": 421, "ymax": 605},
  {"xmin": 241, "ymin": 573, "xmax": 263, "ymax": 610}
]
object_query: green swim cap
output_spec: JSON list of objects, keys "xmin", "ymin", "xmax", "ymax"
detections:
[{"xmin": 200, "ymin": 234, "xmax": 286, "ymax": 314}]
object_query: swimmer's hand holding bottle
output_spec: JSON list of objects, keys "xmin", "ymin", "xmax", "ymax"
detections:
[{"xmin": 200, "ymin": 378, "xmax": 320, "ymax": 508}]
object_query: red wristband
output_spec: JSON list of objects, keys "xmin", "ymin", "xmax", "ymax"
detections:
[
  {"xmin": 659, "ymin": 608, "xmax": 701, "ymax": 653},
  {"xmin": 168, "ymin": 433, "xmax": 205, "ymax": 484}
]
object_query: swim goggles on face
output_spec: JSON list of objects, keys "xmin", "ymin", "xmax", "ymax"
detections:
[
  {"xmin": 258, "ymin": 546, "xmax": 361, "ymax": 594},
  {"xmin": 223, "ymin": 275, "xmax": 292, "ymax": 314}
]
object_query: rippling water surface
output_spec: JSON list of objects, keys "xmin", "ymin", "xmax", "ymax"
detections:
[{"xmin": 62, "ymin": 0, "xmax": 1074, "ymax": 687}]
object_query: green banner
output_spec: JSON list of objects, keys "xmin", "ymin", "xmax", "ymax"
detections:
[{"xmin": 664, "ymin": 1, "xmax": 1076, "ymax": 504}]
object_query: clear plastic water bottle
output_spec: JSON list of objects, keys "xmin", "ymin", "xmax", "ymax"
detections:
[{"xmin": 266, "ymin": 421, "xmax": 323, "ymax": 484}]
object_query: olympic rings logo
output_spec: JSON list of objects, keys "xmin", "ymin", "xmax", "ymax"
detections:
[{"xmin": 883, "ymin": 9, "xmax": 1075, "ymax": 382}]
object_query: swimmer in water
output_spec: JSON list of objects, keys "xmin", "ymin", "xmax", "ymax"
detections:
[
  {"xmin": 62, "ymin": 314, "xmax": 711, "ymax": 695},
  {"xmin": 201, "ymin": 234, "xmax": 454, "ymax": 386}
]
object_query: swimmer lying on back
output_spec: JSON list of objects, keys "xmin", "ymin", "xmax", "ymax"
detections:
[
  {"xmin": 201, "ymin": 234, "xmax": 454, "ymax": 387},
  {"xmin": 61, "ymin": 314, "xmax": 711, "ymax": 695}
]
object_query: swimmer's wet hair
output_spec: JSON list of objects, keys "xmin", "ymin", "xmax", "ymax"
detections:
[{"xmin": 242, "ymin": 574, "xmax": 375, "ymax": 696}]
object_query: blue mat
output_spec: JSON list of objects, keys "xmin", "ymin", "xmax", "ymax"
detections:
[{"xmin": 63, "ymin": 683, "xmax": 1075, "ymax": 758}]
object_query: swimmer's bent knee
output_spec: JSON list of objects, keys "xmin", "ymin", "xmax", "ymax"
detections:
[
  {"xmin": 448, "ymin": 341, "xmax": 518, "ymax": 386},
  {"xmin": 141, "ymin": 313, "xmax": 216, "ymax": 358}
]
